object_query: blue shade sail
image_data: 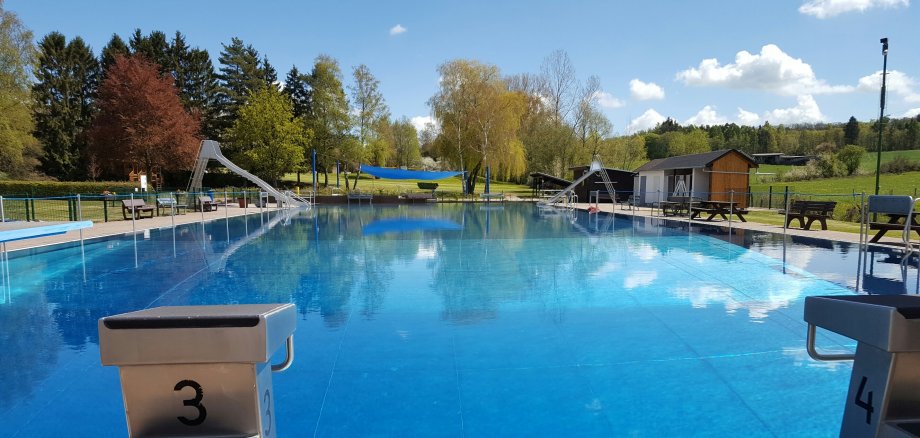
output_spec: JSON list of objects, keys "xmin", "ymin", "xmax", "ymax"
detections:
[{"xmin": 359, "ymin": 165, "xmax": 462, "ymax": 180}]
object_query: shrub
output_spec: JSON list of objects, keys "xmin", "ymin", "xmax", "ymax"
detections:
[
  {"xmin": 880, "ymin": 155, "xmax": 920, "ymax": 174},
  {"xmin": 836, "ymin": 145, "xmax": 865, "ymax": 175},
  {"xmin": 814, "ymin": 153, "xmax": 846, "ymax": 178},
  {"xmin": 0, "ymin": 180, "xmax": 139, "ymax": 197}
]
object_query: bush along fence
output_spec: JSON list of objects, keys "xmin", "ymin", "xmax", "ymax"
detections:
[{"xmin": 0, "ymin": 190, "xmax": 277, "ymax": 223}]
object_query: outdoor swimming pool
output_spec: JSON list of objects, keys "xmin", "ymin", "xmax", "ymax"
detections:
[{"xmin": 1, "ymin": 203, "xmax": 916, "ymax": 436}]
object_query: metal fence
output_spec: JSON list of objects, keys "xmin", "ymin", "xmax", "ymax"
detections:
[{"xmin": 0, "ymin": 190, "xmax": 273, "ymax": 223}]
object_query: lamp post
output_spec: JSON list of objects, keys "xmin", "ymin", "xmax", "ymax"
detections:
[{"xmin": 875, "ymin": 37, "xmax": 889, "ymax": 196}]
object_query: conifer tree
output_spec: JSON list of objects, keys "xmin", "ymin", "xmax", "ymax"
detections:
[
  {"xmin": 215, "ymin": 37, "xmax": 266, "ymax": 140},
  {"xmin": 283, "ymin": 65, "xmax": 311, "ymax": 118},
  {"xmin": 261, "ymin": 55, "xmax": 277, "ymax": 86},
  {"xmin": 100, "ymin": 34, "xmax": 129, "ymax": 74},
  {"xmin": 32, "ymin": 32, "xmax": 99, "ymax": 179},
  {"xmin": 844, "ymin": 116, "xmax": 860, "ymax": 146}
]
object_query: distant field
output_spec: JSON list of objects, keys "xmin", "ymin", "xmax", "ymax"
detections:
[
  {"xmin": 282, "ymin": 172, "xmax": 532, "ymax": 197},
  {"xmin": 753, "ymin": 150, "xmax": 920, "ymax": 183},
  {"xmin": 751, "ymin": 171, "xmax": 920, "ymax": 196}
]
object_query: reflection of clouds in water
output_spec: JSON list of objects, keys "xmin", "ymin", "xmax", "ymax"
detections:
[
  {"xmin": 589, "ymin": 261, "xmax": 621, "ymax": 278},
  {"xmin": 416, "ymin": 242, "xmax": 438, "ymax": 260},
  {"xmin": 670, "ymin": 272, "xmax": 805, "ymax": 319},
  {"xmin": 783, "ymin": 347, "xmax": 852, "ymax": 371},
  {"xmin": 630, "ymin": 243, "xmax": 661, "ymax": 262},
  {"xmin": 624, "ymin": 271, "xmax": 658, "ymax": 289}
]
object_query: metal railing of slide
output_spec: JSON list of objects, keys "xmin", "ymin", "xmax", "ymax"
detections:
[{"xmin": 0, "ymin": 190, "xmax": 305, "ymax": 224}]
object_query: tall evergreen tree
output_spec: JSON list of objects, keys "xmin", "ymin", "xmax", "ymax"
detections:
[
  {"xmin": 129, "ymin": 29, "xmax": 170, "ymax": 73},
  {"xmin": 100, "ymin": 34, "xmax": 129, "ymax": 74},
  {"xmin": 844, "ymin": 116, "xmax": 860, "ymax": 146},
  {"xmin": 283, "ymin": 65, "xmax": 311, "ymax": 118},
  {"xmin": 261, "ymin": 55, "xmax": 277, "ymax": 86},
  {"xmin": 32, "ymin": 32, "xmax": 99, "ymax": 179},
  {"xmin": 215, "ymin": 37, "xmax": 266, "ymax": 140}
]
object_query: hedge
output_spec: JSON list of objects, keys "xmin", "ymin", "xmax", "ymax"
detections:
[{"xmin": 0, "ymin": 180, "xmax": 144, "ymax": 197}]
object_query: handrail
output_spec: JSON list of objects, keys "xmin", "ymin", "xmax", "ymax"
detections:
[
  {"xmin": 271, "ymin": 335, "xmax": 295, "ymax": 372},
  {"xmin": 806, "ymin": 324, "xmax": 855, "ymax": 361}
]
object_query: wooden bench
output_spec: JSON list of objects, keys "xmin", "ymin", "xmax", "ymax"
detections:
[
  {"xmin": 197, "ymin": 196, "xmax": 217, "ymax": 212},
  {"xmin": 122, "ymin": 199, "xmax": 155, "ymax": 220},
  {"xmin": 480, "ymin": 192, "xmax": 504, "ymax": 202},
  {"xmin": 778, "ymin": 200, "xmax": 837, "ymax": 230},
  {"xmin": 404, "ymin": 193, "xmax": 434, "ymax": 203},
  {"xmin": 156, "ymin": 197, "xmax": 187, "ymax": 216}
]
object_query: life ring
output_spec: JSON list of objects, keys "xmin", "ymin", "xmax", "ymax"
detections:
[{"xmin": 588, "ymin": 206, "xmax": 600, "ymax": 214}]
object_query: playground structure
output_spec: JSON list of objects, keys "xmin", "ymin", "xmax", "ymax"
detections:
[{"xmin": 188, "ymin": 140, "xmax": 311, "ymax": 208}]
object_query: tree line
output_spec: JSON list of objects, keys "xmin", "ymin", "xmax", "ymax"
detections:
[{"xmin": 2, "ymin": 2, "xmax": 918, "ymax": 190}]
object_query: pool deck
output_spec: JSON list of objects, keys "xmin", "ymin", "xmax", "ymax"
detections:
[
  {"xmin": 2, "ymin": 204, "xmax": 284, "ymax": 252},
  {"xmin": 2, "ymin": 200, "xmax": 911, "ymax": 252},
  {"xmin": 568, "ymin": 202, "xmax": 913, "ymax": 247}
]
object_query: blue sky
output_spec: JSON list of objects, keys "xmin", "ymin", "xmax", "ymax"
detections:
[{"xmin": 8, "ymin": 0, "xmax": 920, "ymax": 135}]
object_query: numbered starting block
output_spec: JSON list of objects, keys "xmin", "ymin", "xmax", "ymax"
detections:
[
  {"xmin": 805, "ymin": 295, "xmax": 920, "ymax": 437},
  {"xmin": 99, "ymin": 304, "xmax": 296, "ymax": 437}
]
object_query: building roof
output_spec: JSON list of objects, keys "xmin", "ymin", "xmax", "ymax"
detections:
[
  {"xmin": 568, "ymin": 166, "xmax": 636, "ymax": 174},
  {"xmin": 635, "ymin": 149, "xmax": 757, "ymax": 172},
  {"xmin": 529, "ymin": 172, "xmax": 571, "ymax": 187}
]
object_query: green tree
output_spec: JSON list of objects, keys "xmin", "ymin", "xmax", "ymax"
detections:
[
  {"xmin": 32, "ymin": 32, "xmax": 99, "ymax": 179},
  {"xmin": 348, "ymin": 64, "xmax": 388, "ymax": 148},
  {"xmin": 228, "ymin": 86, "xmax": 311, "ymax": 185},
  {"xmin": 305, "ymin": 55, "xmax": 352, "ymax": 187},
  {"xmin": 843, "ymin": 116, "xmax": 860, "ymax": 146},
  {"xmin": 128, "ymin": 29, "xmax": 170, "ymax": 73},
  {"xmin": 100, "ymin": 34, "xmax": 129, "ymax": 74},
  {"xmin": 0, "ymin": 1, "xmax": 40, "ymax": 178},
  {"xmin": 391, "ymin": 117, "xmax": 420, "ymax": 167},
  {"xmin": 836, "ymin": 144, "xmax": 865, "ymax": 176},
  {"xmin": 215, "ymin": 37, "xmax": 269, "ymax": 140},
  {"xmin": 283, "ymin": 66, "xmax": 311, "ymax": 118}
]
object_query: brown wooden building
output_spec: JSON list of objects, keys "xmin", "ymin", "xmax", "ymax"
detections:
[{"xmin": 634, "ymin": 149, "xmax": 758, "ymax": 207}]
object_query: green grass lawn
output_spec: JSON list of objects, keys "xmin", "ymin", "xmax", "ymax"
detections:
[
  {"xmin": 282, "ymin": 172, "xmax": 532, "ymax": 197},
  {"xmin": 753, "ymin": 150, "xmax": 920, "ymax": 183},
  {"xmin": 751, "ymin": 171, "xmax": 920, "ymax": 196},
  {"xmin": 742, "ymin": 210, "xmax": 864, "ymax": 234}
]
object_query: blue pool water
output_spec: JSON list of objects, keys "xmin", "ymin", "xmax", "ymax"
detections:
[{"xmin": 0, "ymin": 203, "xmax": 915, "ymax": 436}]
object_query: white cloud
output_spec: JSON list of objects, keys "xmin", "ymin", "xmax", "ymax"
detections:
[
  {"xmin": 676, "ymin": 44, "xmax": 853, "ymax": 96},
  {"xmin": 593, "ymin": 91, "xmax": 625, "ymax": 109},
  {"xmin": 627, "ymin": 109, "xmax": 666, "ymax": 133},
  {"xmin": 629, "ymin": 79, "xmax": 665, "ymax": 100},
  {"xmin": 410, "ymin": 115, "xmax": 434, "ymax": 132},
  {"xmin": 799, "ymin": 0, "xmax": 908, "ymax": 18},
  {"xmin": 684, "ymin": 105, "xmax": 727, "ymax": 126},
  {"xmin": 389, "ymin": 24, "xmax": 407, "ymax": 36},
  {"xmin": 857, "ymin": 70, "xmax": 920, "ymax": 103},
  {"xmin": 904, "ymin": 108, "xmax": 920, "ymax": 118},
  {"xmin": 737, "ymin": 108, "xmax": 761, "ymax": 125},
  {"xmin": 763, "ymin": 95, "xmax": 825, "ymax": 124}
]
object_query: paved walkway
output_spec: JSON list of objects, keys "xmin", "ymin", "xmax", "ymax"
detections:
[
  {"xmin": 3, "ymin": 204, "xmax": 283, "ymax": 252},
  {"xmin": 568, "ymin": 202, "xmax": 912, "ymax": 247}
]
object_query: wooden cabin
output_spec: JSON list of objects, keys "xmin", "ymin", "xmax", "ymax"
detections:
[
  {"xmin": 634, "ymin": 149, "xmax": 758, "ymax": 207},
  {"xmin": 568, "ymin": 166, "xmax": 636, "ymax": 203}
]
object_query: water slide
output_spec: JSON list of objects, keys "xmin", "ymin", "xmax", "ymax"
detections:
[
  {"xmin": 188, "ymin": 140, "xmax": 309, "ymax": 207},
  {"xmin": 538, "ymin": 159, "xmax": 617, "ymax": 207}
]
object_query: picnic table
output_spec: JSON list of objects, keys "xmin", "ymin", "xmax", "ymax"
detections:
[
  {"xmin": 779, "ymin": 200, "xmax": 837, "ymax": 230},
  {"xmin": 690, "ymin": 200, "xmax": 748, "ymax": 222},
  {"xmin": 869, "ymin": 213, "xmax": 920, "ymax": 243}
]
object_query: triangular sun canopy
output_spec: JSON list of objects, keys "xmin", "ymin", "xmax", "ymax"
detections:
[{"xmin": 360, "ymin": 165, "xmax": 463, "ymax": 181}]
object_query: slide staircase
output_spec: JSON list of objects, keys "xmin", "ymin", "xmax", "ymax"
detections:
[
  {"xmin": 188, "ymin": 140, "xmax": 309, "ymax": 208},
  {"xmin": 539, "ymin": 159, "xmax": 617, "ymax": 208}
]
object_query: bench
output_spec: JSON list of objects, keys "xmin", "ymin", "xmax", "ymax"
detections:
[
  {"xmin": 779, "ymin": 200, "xmax": 837, "ymax": 230},
  {"xmin": 197, "ymin": 196, "xmax": 217, "ymax": 212},
  {"xmin": 417, "ymin": 182, "xmax": 439, "ymax": 195},
  {"xmin": 122, "ymin": 199, "xmax": 155, "ymax": 220},
  {"xmin": 156, "ymin": 197, "xmax": 187, "ymax": 216},
  {"xmin": 689, "ymin": 201, "xmax": 748, "ymax": 222},
  {"xmin": 480, "ymin": 192, "xmax": 504, "ymax": 202},
  {"xmin": 621, "ymin": 195, "xmax": 638, "ymax": 210},
  {"xmin": 404, "ymin": 193, "xmax": 434, "ymax": 203}
]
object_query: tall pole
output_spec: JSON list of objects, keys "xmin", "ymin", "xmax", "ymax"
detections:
[
  {"xmin": 312, "ymin": 149, "xmax": 317, "ymax": 196},
  {"xmin": 875, "ymin": 37, "xmax": 889, "ymax": 196}
]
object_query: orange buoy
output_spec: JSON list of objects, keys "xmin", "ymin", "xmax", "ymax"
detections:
[{"xmin": 588, "ymin": 206, "xmax": 600, "ymax": 214}]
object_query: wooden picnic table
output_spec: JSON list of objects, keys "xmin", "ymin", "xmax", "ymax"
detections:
[
  {"xmin": 690, "ymin": 200, "xmax": 748, "ymax": 222},
  {"xmin": 869, "ymin": 213, "xmax": 920, "ymax": 243}
]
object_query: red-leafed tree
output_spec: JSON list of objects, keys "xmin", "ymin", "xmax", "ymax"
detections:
[{"xmin": 89, "ymin": 54, "xmax": 200, "ymax": 180}]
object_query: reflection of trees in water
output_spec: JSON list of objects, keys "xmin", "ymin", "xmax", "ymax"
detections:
[
  {"xmin": 431, "ymin": 204, "xmax": 612, "ymax": 324},
  {"xmin": 0, "ymin": 290, "xmax": 61, "ymax": 406}
]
